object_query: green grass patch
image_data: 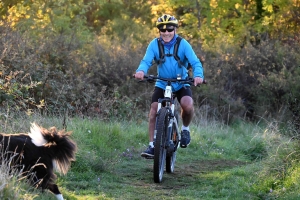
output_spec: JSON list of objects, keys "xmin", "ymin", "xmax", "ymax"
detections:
[{"xmin": 1, "ymin": 116, "xmax": 300, "ymax": 199}]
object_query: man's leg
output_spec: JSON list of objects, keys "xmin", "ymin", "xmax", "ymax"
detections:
[
  {"xmin": 148, "ymin": 102, "xmax": 158, "ymax": 142},
  {"xmin": 141, "ymin": 87, "xmax": 163, "ymax": 158},
  {"xmin": 141, "ymin": 103, "xmax": 157, "ymax": 158},
  {"xmin": 180, "ymin": 96, "xmax": 194, "ymax": 127},
  {"xmin": 180, "ymin": 95, "xmax": 194, "ymax": 148}
]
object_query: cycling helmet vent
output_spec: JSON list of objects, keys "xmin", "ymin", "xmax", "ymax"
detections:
[{"xmin": 156, "ymin": 14, "xmax": 178, "ymax": 29}]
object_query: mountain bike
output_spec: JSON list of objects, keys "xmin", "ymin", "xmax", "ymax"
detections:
[{"xmin": 139, "ymin": 75, "xmax": 204, "ymax": 183}]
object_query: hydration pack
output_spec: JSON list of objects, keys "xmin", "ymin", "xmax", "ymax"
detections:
[
  {"xmin": 156, "ymin": 36, "xmax": 193, "ymax": 77},
  {"xmin": 156, "ymin": 36, "xmax": 184, "ymax": 67}
]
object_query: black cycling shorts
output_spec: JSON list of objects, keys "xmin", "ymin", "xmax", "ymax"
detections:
[{"xmin": 151, "ymin": 86, "xmax": 192, "ymax": 104}]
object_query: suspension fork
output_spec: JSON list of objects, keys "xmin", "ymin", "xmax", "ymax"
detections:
[{"xmin": 166, "ymin": 108, "xmax": 180, "ymax": 147}]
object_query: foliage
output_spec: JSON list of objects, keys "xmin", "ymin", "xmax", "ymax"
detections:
[
  {"xmin": 0, "ymin": 23, "xmax": 144, "ymax": 119},
  {"xmin": 0, "ymin": 0, "xmax": 300, "ymax": 130},
  {"xmin": 167, "ymin": 0, "xmax": 300, "ymax": 48},
  {"xmin": 196, "ymin": 37, "xmax": 300, "ymax": 127},
  {"xmin": 1, "ymin": 0, "xmax": 299, "ymax": 47}
]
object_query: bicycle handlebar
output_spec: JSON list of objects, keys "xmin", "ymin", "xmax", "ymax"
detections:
[{"xmin": 138, "ymin": 75, "xmax": 207, "ymax": 85}]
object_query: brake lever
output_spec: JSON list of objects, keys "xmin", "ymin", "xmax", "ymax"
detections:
[
  {"xmin": 185, "ymin": 78, "xmax": 207, "ymax": 86},
  {"xmin": 138, "ymin": 80, "xmax": 146, "ymax": 83},
  {"xmin": 145, "ymin": 76, "xmax": 155, "ymax": 83},
  {"xmin": 137, "ymin": 76, "xmax": 155, "ymax": 83}
]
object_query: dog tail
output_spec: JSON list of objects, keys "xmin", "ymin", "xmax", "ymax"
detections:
[{"xmin": 29, "ymin": 123, "xmax": 77, "ymax": 175}]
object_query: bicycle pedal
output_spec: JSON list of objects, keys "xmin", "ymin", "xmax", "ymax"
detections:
[{"xmin": 144, "ymin": 156, "xmax": 154, "ymax": 159}]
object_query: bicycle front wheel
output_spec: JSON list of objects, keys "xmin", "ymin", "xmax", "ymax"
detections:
[
  {"xmin": 153, "ymin": 107, "xmax": 169, "ymax": 183},
  {"xmin": 166, "ymin": 112, "xmax": 179, "ymax": 173}
]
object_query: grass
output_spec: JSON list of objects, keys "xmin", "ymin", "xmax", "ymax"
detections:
[
  {"xmin": 1, "ymin": 115, "xmax": 300, "ymax": 199},
  {"xmin": 0, "ymin": 143, "xmax": 55, "ymax": 200}
]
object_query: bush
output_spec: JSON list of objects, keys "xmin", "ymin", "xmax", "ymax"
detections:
[
  {"xmin": 0, "ymin": 24, "xmax": 144, "ymax": 120},
  {"xmin": 1, "ymin": 21, "xmax": 300, "ymax": 136},
  {"xmin": 198, "ymin": 37, "xmax": 300, "ymax": 128}
]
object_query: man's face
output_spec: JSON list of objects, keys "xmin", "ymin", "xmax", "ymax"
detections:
[{"xmin": 159, "ymin": 26, "xmax": 175, "ymax": 43}]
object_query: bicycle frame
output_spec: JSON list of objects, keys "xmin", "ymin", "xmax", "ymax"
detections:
[{"xmin": 155, "ymin": 84, "xmax": 181, "ymax": 154}]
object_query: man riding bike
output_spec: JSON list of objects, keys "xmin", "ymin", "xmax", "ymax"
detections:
[{"xmin": 134, "ymin": 14, "xmax": 204, "ymax": 158}]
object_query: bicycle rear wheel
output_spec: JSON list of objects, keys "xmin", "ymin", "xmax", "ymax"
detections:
[{"xmin": 153, "ymin": 107, "xmax": 169, "ymax": 183}]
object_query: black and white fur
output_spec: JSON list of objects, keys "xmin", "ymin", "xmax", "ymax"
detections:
[{"xmin": 0, "ymin": 123, "xmax": 77, "ymax": 200}]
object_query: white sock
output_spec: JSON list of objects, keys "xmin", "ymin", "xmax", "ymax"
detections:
[
  {"xmin": 149, "ymin": 142, "xmax": 154, "ymax": 148},
  {"xmin": 55, "ymin": 194, "xmax": 64, "ymax": 200},
  {"xmin": 182, "ymin": 125, "xmax": 190, "ymax": 131}
]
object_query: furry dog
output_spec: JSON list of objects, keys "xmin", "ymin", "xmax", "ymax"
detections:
[{"xmin": 0, "ymin": 123, "xmax": 77, "ymax": 200}]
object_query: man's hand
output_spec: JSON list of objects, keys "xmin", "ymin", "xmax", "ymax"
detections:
[
  {"xmin": 134, "ymin": 71, "xmax": 145, "ymax": 80},
  {"xmin": 194, "ymin": 77, "xmax": 203, "ymax": 86}
]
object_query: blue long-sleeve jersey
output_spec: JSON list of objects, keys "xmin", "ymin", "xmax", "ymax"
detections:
[{"xmin": 136, "ymin": 34, "xmax": 204, "ymax": 92}]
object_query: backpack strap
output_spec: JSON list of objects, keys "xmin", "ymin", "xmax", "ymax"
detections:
[
  {"xmin": 173, "ymin": 36, "xmax": 184, "ymax": 67},
  {"xmin": 156, "ymin": 38, "xmax": 165, "ymax": 65}
]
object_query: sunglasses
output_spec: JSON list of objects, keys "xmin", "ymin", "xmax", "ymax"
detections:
[{"xmin": 159, "ymin": 29, "xmax": 174, "ymax": 32}]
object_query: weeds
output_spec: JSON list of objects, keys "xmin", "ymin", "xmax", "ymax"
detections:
[{"xmin": 0, "ymin": 144, "xmax": 43, "ymax": 199}]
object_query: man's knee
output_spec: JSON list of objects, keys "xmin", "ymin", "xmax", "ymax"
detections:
[
  {"xmin": 149, "ymin": 103, "xmax": 158, "ymax": 120},
  {"xmin": 180, "ymin": 96, "xmax": 194, "ymax": 111}
]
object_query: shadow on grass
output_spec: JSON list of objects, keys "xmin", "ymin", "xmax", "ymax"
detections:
[{"xmin": 120, "ymin": 158, "xmax": 246, "ymax": 187}]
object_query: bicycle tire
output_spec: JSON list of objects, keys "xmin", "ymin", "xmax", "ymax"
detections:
[
  {"xmin": 166, "ymin": 111, "xmax": 179, "ymax": 173},
  {"xmin": 153, "ymin": 107, "xmax": 169, "ymax": 183}
]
